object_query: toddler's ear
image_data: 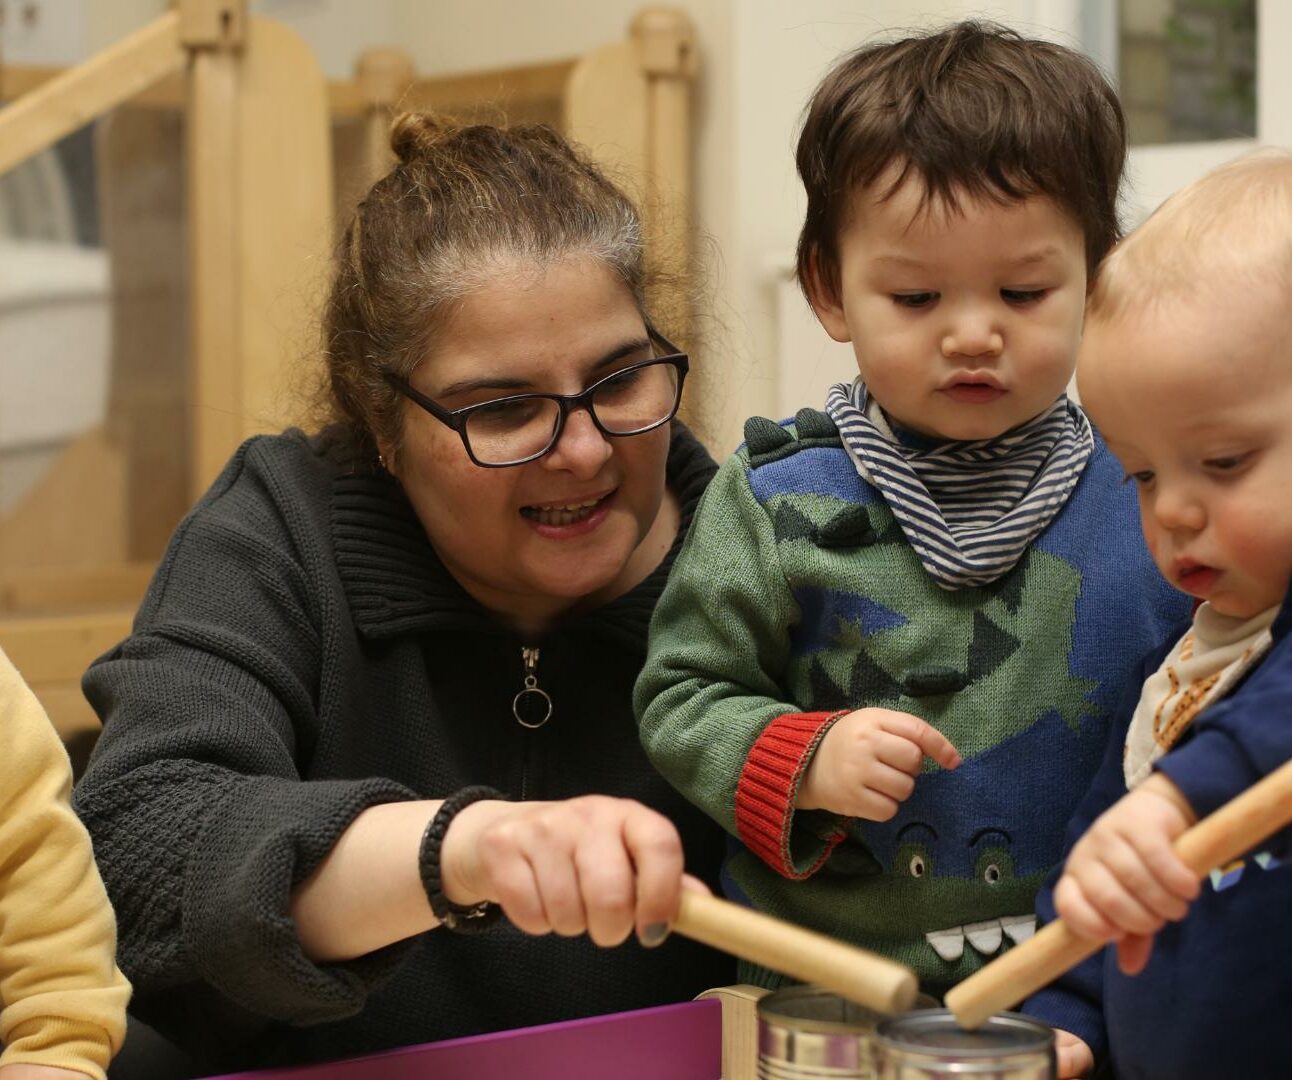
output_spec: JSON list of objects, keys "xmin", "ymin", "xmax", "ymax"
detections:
[{"xmin": 803, "ymin": 252, "xmax": 853, "ymax": 344}]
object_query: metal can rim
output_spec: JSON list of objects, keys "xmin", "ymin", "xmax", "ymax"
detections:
[{"xmin": 874, "ymin": 1007, "xmax": 1055, "ymax": 1059}]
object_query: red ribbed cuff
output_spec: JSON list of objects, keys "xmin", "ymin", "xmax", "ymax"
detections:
[{"xmin": 736, "ymin": 710, "xmax": 848, "ymax": 879}]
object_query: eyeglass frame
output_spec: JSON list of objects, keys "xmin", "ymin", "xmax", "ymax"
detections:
[{"xmin": 382, "ymin": 329, "xmax": 690, "ymax": 468}]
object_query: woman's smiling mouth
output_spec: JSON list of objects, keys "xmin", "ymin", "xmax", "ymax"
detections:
[{"xmin": 521, "ymin": 491, "xmax": 614, "ymax": 527}]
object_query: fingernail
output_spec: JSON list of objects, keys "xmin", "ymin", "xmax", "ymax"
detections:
[{"xmin": 639, "ymin": 922, "xmax": 670, "ymax": 948}]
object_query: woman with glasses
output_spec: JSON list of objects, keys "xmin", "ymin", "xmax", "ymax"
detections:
[{"xmin": 73, "ymin": 115, "xmax": 731, "ymax": 1074}]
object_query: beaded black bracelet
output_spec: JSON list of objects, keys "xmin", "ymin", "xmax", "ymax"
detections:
[{"xmin": 419, "ymin": 786, "xmax": 507, "ymax": 933}]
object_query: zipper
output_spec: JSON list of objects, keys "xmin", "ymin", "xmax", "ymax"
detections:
[
  {"xmin": 513, "ymin": 645, "xmax": 552, "ymax": 802},
  {"xmin": 513, "ymin": 645, "xmax": 553, "ymax": 729}
]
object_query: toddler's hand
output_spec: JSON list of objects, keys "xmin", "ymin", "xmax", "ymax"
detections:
[
  {"xmin": 1054, "ymin": 773, "xmax": 1199, "ymax": 974},
  {"xmin": 796, "ymin": 708, "xmax": 960, "ymax": 820},
  {"xmin": 0, "ymin": 1066, "xmax": 102, "ymax": 1079},
  {"xmin": 1054, "ymin": 1028, "xmax": 1094, "ymax": 1078}
]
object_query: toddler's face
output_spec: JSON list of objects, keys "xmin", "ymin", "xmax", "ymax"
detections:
[
  {"xmin": 809, "ymin": 174, "xmax": 1087, "ymax": 440},
  {"xmin": 1079, "ymin": 295, "xmax": 1292, "ymax": 619}
]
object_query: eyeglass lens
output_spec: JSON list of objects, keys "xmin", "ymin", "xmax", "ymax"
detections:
[{"xmin": 465, "ymin": 360, "xmax": 681, "ymax": 465}]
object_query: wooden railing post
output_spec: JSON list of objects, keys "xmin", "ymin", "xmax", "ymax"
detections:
[
  {"xmin": 182, "ymin": 0, "xmax": 247, "ymax": 498},
  {"xmin": 630, "ymin": 8, "xmax": 696, "ymax": 303},
  {"xmin": 355, "ymin": 47, "xmax": 415, "ymax": 187}
]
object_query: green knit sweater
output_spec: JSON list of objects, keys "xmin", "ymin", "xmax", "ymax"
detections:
[{"xmin": 635, "ymin": 413, "xmax": 1191, "ymax": 992}]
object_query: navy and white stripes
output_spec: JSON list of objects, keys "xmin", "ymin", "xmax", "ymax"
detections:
[{"xmin": 825, "ymin": 379, "xmax": 1093, "ymax": 590}]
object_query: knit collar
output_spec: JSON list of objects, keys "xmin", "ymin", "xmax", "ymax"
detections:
[{"xmin": 331, "ymin": 424, "xmax": 715, "ymax": 649}]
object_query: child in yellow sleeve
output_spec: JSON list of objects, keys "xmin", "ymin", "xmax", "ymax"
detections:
[{"xmin": 0, "ymin": 648, "xmax": 129, "ymax": 1079}]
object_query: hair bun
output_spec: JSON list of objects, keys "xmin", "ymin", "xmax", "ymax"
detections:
[{"xmin": 390, "ymin": 113, "xmax": 453, "ymax": 164}]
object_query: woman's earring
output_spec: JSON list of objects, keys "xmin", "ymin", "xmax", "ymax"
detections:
[{"xmin": 377, "ymin": 453, "xmax": 388, "ymax": 471}]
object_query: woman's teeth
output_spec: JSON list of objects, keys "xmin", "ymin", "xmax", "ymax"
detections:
[{"xmin": 522, "ymin": 497, "xmax": 603, "ymax": 526}]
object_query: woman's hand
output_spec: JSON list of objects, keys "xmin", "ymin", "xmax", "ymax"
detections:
[
  {"xmin": 1054, "ymin": 1028, "xmax": 1094, "ymax": 1079},
  {"xmin": 1054, "ymin": 773, "xmax": 1198, "ymax": 974},
  {"xmin": 441, "ymin": 795, "xmax": 703, "ymax": 946},
  {"xmin": 796, "ymin": 708, "xmax": 960, "ymax": 819}
]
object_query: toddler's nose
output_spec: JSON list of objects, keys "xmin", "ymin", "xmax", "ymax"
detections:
[{"xmin": 941, "ymin": 310, "xmax": 1004, "ymax": 360}]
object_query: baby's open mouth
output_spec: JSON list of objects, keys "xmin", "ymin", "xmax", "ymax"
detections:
[{"xmin": 520, "ymin": 494, "xmax": 610, "ymax": 527}]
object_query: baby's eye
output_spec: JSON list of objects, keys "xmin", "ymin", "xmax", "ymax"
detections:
[
  {"xmin": 1205, "ymin": 453, "xmax": 1250, "ymax": 473},
  {"xmin": 1122, "ymin": 470, "xmax": 1155, "ymax": 487},
  {"xmin": 1001, "ymin": 288, "xmax": 1047, "ymax": 304},
  {"xmin": 892, "ymin": 292, "xmax": 938, "ymax": 309}
]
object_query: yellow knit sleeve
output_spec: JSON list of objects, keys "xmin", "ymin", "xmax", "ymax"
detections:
[{"xmin": 0, "ymin": 649, "xmax": 130, "ymax": 1078}]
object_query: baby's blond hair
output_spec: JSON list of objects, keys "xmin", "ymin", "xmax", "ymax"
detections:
[{"xmin": 1089, "ymin": 149, "xmax": 1292, "ymax": 323}]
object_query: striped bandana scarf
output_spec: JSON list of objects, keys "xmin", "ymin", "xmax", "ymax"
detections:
[{"xmin": 825, "ymin": 379, "xmax": 1094, "ymax": 590}]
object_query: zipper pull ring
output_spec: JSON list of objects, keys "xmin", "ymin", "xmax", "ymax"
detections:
[{"xmin": 513, "ymin": 646, "xmax": 553, "ymax": 729}]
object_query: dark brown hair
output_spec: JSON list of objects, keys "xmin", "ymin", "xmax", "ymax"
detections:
[
  {"xmin": 796, "ymin": 21, "xmax": 1127, "ymax": 303},
  {"xmin": 322, "ymin": 115, "xmax": 648, "ymax": 465}
]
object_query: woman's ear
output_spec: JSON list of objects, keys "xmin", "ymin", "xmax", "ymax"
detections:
[{"xmin": 803, "ymin": 252, "xmax": 852, "ymax": 344}]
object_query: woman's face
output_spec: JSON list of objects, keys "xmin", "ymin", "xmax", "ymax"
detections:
[{"xmin": 384, "ymin": 256, "xmax": 675, "ymax": 632}]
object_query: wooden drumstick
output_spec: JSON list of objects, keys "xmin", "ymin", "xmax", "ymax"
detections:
[
  {"xmin": 672, "ymin": 890, "xmax": 919, "ymax": 1016},
  {"xmin": 945, "ymin": 756, "xmax": 1292, "ymax": 1030}
]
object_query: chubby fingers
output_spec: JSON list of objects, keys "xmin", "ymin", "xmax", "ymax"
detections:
[
  {"xmin": 876, "ymin": 711, "xmax": 961, "ymax": 771},
  {"xmin": 1053, "ymin": 1030, "xmax": 1095, "ymax": 1080}
]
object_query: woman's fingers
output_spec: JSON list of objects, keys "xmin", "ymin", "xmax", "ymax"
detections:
[
  {"xmin": 621, "ymin": 804, "xmax": 685, "ymax": 945},
  {"xmin": 574, "ymin": 828, "xmax": 637, "ymax": 947},
  {"xmin": 465, "ymin": 797, "xmax": 686, "ymax": 947}
]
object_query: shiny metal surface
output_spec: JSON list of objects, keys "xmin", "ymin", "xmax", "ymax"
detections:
[
  {"xmin": 874, "ymin": 1009, "xmax": 1055, "ymax": 1078},
  {"xmin": 757, "ymin": 986, "xmax": 938, "ymax": 1079}
]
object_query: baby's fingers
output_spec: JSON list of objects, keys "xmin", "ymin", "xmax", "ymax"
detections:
[
  {"xmin": 1054, "ymin": 872, "xmax": 1120, "ymax": 943},
  {"xmin": 1116, "ymin": 932, "xmax": 1155, "ymax": 976},
  {"xmin": 1130, "ymin": 831, "xmax": 1199, "ymax": 906}
]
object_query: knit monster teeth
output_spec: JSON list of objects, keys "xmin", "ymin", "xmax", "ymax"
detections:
[{"xmin": 924, "ymin": 915, "xmax": 1037, "ymax": 961}]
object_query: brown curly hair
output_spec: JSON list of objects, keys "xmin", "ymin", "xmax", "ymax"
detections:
[{"xmin": 321, "ymin": 114, "xmax": 651, "ymax": 466}]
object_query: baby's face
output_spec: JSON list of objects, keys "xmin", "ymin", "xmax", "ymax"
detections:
[
  {"xmin": 809, "ymin": 173, "xmax": 1087, "ymax": 440},
  {"xmin": 1079, "ymin": 295, "xmax": 1292, "ymax": 618}
]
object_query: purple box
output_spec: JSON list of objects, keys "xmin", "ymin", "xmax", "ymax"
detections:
[{"xmin": 206, "ymin": 998, "xmax": 722, "ymax": 1079}]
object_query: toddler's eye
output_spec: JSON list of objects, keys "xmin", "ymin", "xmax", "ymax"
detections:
[
  {"xmin": 893, "ymin": 292, "xmax": 938, "ymax": 308},
  {"xmin": 1122, "ymin": 470, "xmax": 1155, "ymax": 487},
  {"xmin": 1001, "ymin": 288, "xmax": 1047, "ymax": 304}
]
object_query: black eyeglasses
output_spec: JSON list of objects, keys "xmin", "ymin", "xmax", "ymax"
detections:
[{"xmin": 384, "ymin": 330, "xmax": 689, "ymax": 468}]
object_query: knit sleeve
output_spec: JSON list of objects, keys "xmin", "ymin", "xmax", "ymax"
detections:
[
  {"xmin": 1154, "ymin": 628, "xmax": 1292, "ymax": 856},
  {"xmin": 0, "ymin": 650, "xmax": 130, "ymax": 1080},
  {"xmin": 74, "ymin": 444, "xmax": 418, "ymax": 1040},
  {"xmin": 635, "ymin": 451, "xmax": 848, "ymax": 878}
]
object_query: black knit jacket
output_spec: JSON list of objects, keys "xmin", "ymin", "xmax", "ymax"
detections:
[{"xmin": 74, "ymin": 424, "xmax": 732, "ymax": 1073}]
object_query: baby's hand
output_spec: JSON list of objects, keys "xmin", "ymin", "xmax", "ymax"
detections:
[
  {"xmin": 1054, "ymin": 773, "xmax": 1199, "ymax": 974},
  {"xmin": 0, "ymin": 1065, "xmax": 101, "ymax": 1079},
  {"xmin": 1054, "ymin": 1028, "xmax": 1094, "ymax": 1078},
  {"xmin": 796, "ymin": 708, "xmax": 960, "ymax": 820}
]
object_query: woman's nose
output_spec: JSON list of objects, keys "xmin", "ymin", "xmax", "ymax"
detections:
[
  {"xmin": 541, "ymin": 405, "xmax": 613, "ymax": 476},
  {"xmin": 941, "ymin": 306, "xmax": 1004, "ymax": 359}
]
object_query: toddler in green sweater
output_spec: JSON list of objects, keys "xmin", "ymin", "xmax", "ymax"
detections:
[{"xmin": 636, "ymin": 22, "xmax": 1191, "ymax": 993}]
